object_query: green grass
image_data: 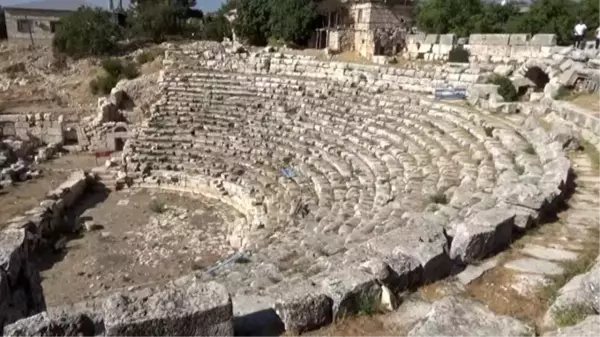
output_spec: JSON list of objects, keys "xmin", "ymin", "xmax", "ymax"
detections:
[{"xmin": 554, "ymin": 304, "xmax": 595, "ymax": 327}]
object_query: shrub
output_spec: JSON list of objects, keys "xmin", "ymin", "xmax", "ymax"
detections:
[
  {"xmin": 52, "ymin": 7, "xmax": 122, "ymax": 58},
  {"xmin": 136, "ymin": 48, "xmax": 164, "ymax": 64},
  {"xmin": 2, "ymin": 62, "xmax": 26, "ymax": 76},
  {"xmin": 101, "ymin": 58, "xmax": 124, "ymax": 78},
  {"xmin": 90, "ymin": 74, "xmax": 118, "ymax": 95},
  {"xmin": 448, "ymin": 46, "xmax": 470, "ymax": 63},
  {"xmin": 490, "ymin": 75, "xmax": 518, "ymax": 102},
  {"xmin": 200, "ymin": 14, "xmax": 232, "ymax": 42},
  {"xmin": 429, "ymin": 192, "xmax": 448, "ymax": 205},
  {"xmin": 149, "ymin": 199, "xmax": 167, "ymax": 213},
  {"xmin": 120, "ymin": 61, "xmax": 140, "ymax": 79},
  {"xmin": 91, "ymin": 58, "xmax": 139, "ymax": 95}
]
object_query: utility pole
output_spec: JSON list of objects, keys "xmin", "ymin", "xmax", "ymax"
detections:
[{"xmin": 24, "ymin": 14, "xmax": 34, "ymax": 48}]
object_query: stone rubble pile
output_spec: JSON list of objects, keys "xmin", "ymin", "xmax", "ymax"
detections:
[{"xmin": 0, "ymin": 137, "xmax": 60, "ymax": 189}]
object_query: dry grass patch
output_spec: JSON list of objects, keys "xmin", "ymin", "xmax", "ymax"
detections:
[{"xmin": 302, "ymin": 314, "xmax": 401, "ymax": 336}]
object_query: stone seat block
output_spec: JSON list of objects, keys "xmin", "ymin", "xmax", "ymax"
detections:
[
  {"xmin": 102, "ymin": 277, "xmax": 232, "ymax": 336},
  {"xmin": 450, "ymin": 208, "xmax": 515, "ymax": 263}
]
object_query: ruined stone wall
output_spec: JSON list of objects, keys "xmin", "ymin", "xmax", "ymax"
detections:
[
  {"xmin": 166, "ymin": 50, "xmax": 488, "ymax": 92},
  {"xmin": 405, "ymin": 33, "xmax": 560, "ymax": 62},
  {"xmin": 0, "ymin": 113, "xmax": 64, "ymax": 144},
  {"xmin": 0, "ymin": 171, "xmax": 93, "ymax": 330},
  {"xmin": 1, "ymin": 169, "xmax": 236, "ymax": 335}
]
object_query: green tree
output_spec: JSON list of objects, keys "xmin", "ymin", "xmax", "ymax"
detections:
[
  {"xmin": 233, "ymin": 0, "xmax": 272, "ymax": 45},
  {"xmin": 201, "ymin": 14, "xmax": 233, "ymax": 42},
  {"xmin": 269, "ymin": 0, "xmax": 318, "ymax": 44},
  {"xmin": 53, "ymin": 7, "xmax": 122, "ymax": 58},
  {"xmin": 415, "ymin": 0, "xmax": 484, "ymax": 37},
  {"xmin": 233, "ymin": 0, "xmax": 320, "ymax": 46},
  {"xmin": 509, "ymin": 0, "xmax": 577, "ymax": 45}
]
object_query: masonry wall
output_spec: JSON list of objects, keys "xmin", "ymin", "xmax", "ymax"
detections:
[
  {"xmin": 0, "ymin": 113, "xmax": 64, "ymax": 144},
  {"xmin": 4, "ymin": 8, "xmax": 69, "ymax": 41},
  {"xmin": 405, "ymin": 33, "xmax": 560, "ymax": 63}
]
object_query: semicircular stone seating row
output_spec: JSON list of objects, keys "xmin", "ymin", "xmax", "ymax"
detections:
[{"xmin": 124, "ymin": 54, "xmax": 572, "ymax": 327}]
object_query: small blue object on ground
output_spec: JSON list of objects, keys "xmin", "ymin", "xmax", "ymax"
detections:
[
  {"xmin": 282, "ymin": 167, "xmax": 296, "ymax": 178},
  {"xmin": 435, "ymin": 87, "xmax": 467, "ymax": 100}
]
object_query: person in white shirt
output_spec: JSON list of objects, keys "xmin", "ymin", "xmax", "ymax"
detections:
[
  {"xmin": 596, "ymin": 26, "xmax": 600, "ymax": 49},
  {"xmin": 574, "ymin": 20, "xmax": 587, "ymax": 49}
]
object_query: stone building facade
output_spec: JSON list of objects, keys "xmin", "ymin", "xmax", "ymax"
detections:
[
  {"xmin": 323, "ymin": 0, "xmax": 414, "ymax": 58},
  {"xmin": 3, "ymin": 0, "xmax": 92, "ymax": 42}
]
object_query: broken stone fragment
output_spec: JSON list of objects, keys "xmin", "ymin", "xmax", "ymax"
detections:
[{"xmin": 408, "ymin": 296, "xmax": 535, "ymax": 336}]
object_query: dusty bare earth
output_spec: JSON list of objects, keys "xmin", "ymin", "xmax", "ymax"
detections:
[
  {"xmin": 569, "ymin": 93, "xmax": 600, "ymax": 115},
  {"xmin": 0, "ymin": 40, "xmax": 164, "ymax": 121},
  {"xmin": 38, "ymin": 188, "xmax": 242, "ymax": 306},
  {"xmin": 0, "ymin": 154, "xmax": 98, "ymax": 226}
]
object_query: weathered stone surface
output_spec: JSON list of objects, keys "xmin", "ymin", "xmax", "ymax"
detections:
[
  {"xmin": 103, "ymin": 277, "xmax": 233, "ymax": 336},
  {"xmin": 275, "ymin": 289, "xmax": 332, "ymax": 333},
  {"xmin": 450, "ymin": 208, "xmax": 514, "ymax": 263},
  {"xmin": 530, "ymin": 34, "xmax": 557, "ymax": 46},
  {"xmin": 439, "ymin": 34, "xmax": 456, "ymax": 46},
  {"xmin": 543, "ymin": 315, "xmax": 600, "ymax": 336},
  {"xmin": 407, "ymin": 296, "xmax": 535, "ymax": 336},
  {"xmin": 544, "ymin": 261, "xmax": 600, "ymax": 329},
  {"xmin": 457, "ymin": 258, "xmax": 498, "ymax": 285},
  {"xmin": 505, "ymin": 258, "xmax": 564, "ymax": 275},
  {"xmin": 3, "ymin": 311, "xmax": 97, "ymax": 336},
  {"xmin": 521, "ymin": 244, "xmax": 578, "ymax": 261},
  {"xmin": 365, "ymin": 219, "xmax": 451, "ymax": 282},
  {"xmin": 316, "ymin": 267, "xmax": 381, "ymax": 320}
]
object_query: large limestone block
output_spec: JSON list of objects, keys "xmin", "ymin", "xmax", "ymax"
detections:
[
  {"xmin": 365, "ymin": 218, "xmax": 451, "ymax": 282},
  {"xmin": 439, "ymin": 34, "xmax": 456, "ymax": 46},
  {"xmin": 424, "ymin": 34, "xmax": 439, "ymax": 45},
  {"xmin": 408, "ymin": 296, "xmax": 535, "ymax": 336},
  {"xmin": 3, "ymin": 311, "xmax": 97, "ymax": 336},
  {"xmin": 531, "ymin": 34, "xmax": 557, "ymax": 46},
  {"xmin": 543, "ymin": 315, "xmax": 600, "ymax": 336},
  {"xmin": 316, "ymin": 267, "xmax": 381, "ymax": 320},
  {"xmin": 509, "ymin": 34, "xmax": 531, "ymax": 46},
  {"xmin": 103, "ymin": 277, "xmax": 233, "ymax": 336},
  {"xmin": 450, "ymin": 208, "xmax": 515, "ymax": 263},
  {"xmin": 543, "ymin": 261, "xmax": 600, "ymax": 329},
  {"xmin": 493, "ymin": 183, "xmax": 546, "ymax": 211},
  {"xmin": 274, "ymin": 280, "xmax": 333, "ymax": 334},
  {"xmin": 46, "ymin": 171, "xmax": 90, "ymax": 209},
  {"xmin": 0, "ymin": 229, "xmax": 28, "ymax": 285}
]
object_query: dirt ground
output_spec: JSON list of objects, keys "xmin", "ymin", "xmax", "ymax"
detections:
[
  {"xmin": 0, "ymin": 154, "xmax": 98, "ymax": 226},
  {"xmin": 568, "ymin": 93, "xmax": 600, "ymax": 115},
  {"xmin": 38, "ymin": 187, "xmax": 243, "ymax": 306}
]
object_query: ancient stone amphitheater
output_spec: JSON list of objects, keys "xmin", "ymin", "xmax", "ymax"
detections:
[{"xmin": 1, "ymin": 38, "xmax": 599, "ymax": 336}]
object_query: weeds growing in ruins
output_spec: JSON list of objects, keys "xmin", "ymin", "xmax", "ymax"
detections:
[
  {"xmin": 553, "ymin": 304, "xmax": 596, "ymax": 327},
  {"xmin": 429, "ymin": 192, "xmax": 448, "ymax": 205},
  {"xmin": 149, "ymin": 199, "xmax": 167, "ymax": 213},
  {"xmin": 90, "ymin": 58, "xmax": 140, "ymax": 95},
  {"xmin": 580, "ymin": 140, "xmax": 600, "ymax": 173},
  {"xmin": 524, "ymin": 145, "xmax": 537, "ymax": 155},
  {"xmin": 136, "ymin": 48, "xmax": 165, "ymax": 65}
]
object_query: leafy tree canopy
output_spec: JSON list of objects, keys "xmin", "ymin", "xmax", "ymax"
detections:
[
  {"xmin": 53, "ymin": 7, "xmax": 122, "ymax": 58},
  {"xmin": 233, "ymin": 0, "xmax": 320, "ymax": 46}
]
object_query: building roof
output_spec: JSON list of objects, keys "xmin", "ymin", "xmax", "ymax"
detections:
[{"xmin": 3, "ymin": 0, "xmax": 97, "ymax": 11}]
